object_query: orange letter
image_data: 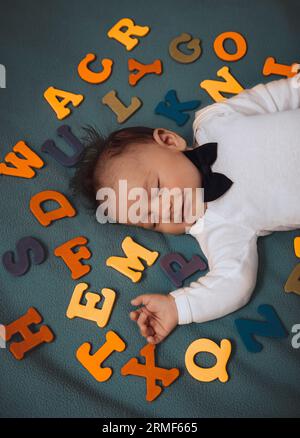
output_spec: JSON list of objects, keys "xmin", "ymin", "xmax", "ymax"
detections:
[
  {"xmin": 5, "ymin": 307, "xmax": 54, "ymax": 360},
  {"xmin": 0, "ymin": 141, "xmax": 44, "ymax": 178},
  {"xmin": 121, "ymin": 343, "xmax": 180, "ymax": 402},
  {"xmin": 66, "ymin": 282, "xmax": 116, "ymax": 327},
  {"xmin": 128, "ymin": 58, "xmax": 162, "ymax": 86},
  {"xmin": 262, "ymin": 56, "xmax": 299, "ymax": 78},
  {"xmin": 106, "ymin": 236, "xmax": 159, "ymax": 282},
  {"xmin": 54, "ymin": 236, "xmax": 91, "ymax": 279},
  {"xmin": 30, "ymin": 190, "xmax": 76, "ymax": 227},
  {"xmin": 107, "ymin": 18, "xmax": 150, "ymax": 51},
  {"xmin": 200, "ymin": 66, "xmax": 244, "ymax": 102},
  {"xmin": 76, "ymin": 331, "xmax": 126, "ymax": 382},
  {"xmin": 78, "ymin": 53, "xmax": 113, "ymax": 84},
  {"xmin": 44, "ymin": 86, "xmax": 84, "ymax": 120},
  {"xmin": 214, "ymin": 31, "xmax": 247, "ymax": 61}
]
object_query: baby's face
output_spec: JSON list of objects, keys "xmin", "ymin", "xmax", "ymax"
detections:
[{"xmin": 95, "ymin": 129, "xmax": 205, "ymax": 234}]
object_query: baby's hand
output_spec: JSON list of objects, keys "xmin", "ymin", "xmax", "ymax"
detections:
[{"xmin": 130, "ymin": 294, "xmax": 178, "ymax": 344}]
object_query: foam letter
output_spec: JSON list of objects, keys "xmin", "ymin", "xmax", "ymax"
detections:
[
  {"xmin": 54, "ymin": 236, "xmax": 91, "ymax": 280},
  {"xmin": 2, "ymin": 236, "xmax": 46, "ymax": 276},
  {"xmin": 106, "ymin": 236, "xmax": 159, "ymax": 282},
  {"xmin": 78, "ymin": 53, "xmax": 113, "ymax": 84},
  {"xmin": 66, "ymin": 282, "xmax": 116, "ymax": 328},
  {"xmin": 155, "ymin": 89, "xmax": 201, "ymax": 126},
  {"xmin": 235, "ymin": 304, "xmax": 288, "ymax": 353},
  {"xmin": 121, "ymin": 343, "xmax": 179, "ymax": 402},
  {"xmin": 128, "ymin": 58, "xmax": 162, "ymax": 86},
  {"xmin": 0, "ymin": 141, "xmax": 44, "ymax": 178},
  {"xmin": 43, "ymin": 86, "xmax": 84, "ymax": 120},
  {"xmin": 185, "ymin": 338, "xmax": 232, "ymax": 383},
  {"xmin": 160, "ymin": 252, "xmax": 207, "ymax": 287},
  {"xmin": 107, "ymin": 18, "xmax": 150, "ymax": 51},
  {"xmin": 213, "ymin": 31, "xmax": 247, "ymax": 61},
  {"xmin": 200, "ymin": 66, "xmax": 244, "ymax": 102},
  {"xmin": 262, "ymin": 56, "xmax": 299, "ymax": 78},
  {"xmin": 284, "ymin": 263, "xmax": 300, "ymax": 296},
  {"xmin": 41, "ymin": 125, "xmax": 84, "ymax": 167},
  {"xmin": 294, "ymin": 237, "xmax": 300, "ymax": 258},
  {"xmin": 30, "ymin": 190, "xmax": 76, "ymax": 227},
  {"xmin": 76, "ymin": 331, "xmax": 126, "ymax": 382},
  {"xmin": 168, "ymin": 33, "xmax": 202, "ymax": 64},
  {"xmin": 102, "ymin": 90, "xmax": 142, "ymax": 123},
  {"xmin": 4, "ymin": 307, "xmax": 54, "ymax": 360}
]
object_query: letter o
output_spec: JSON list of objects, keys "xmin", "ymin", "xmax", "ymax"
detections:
[{"xmin": 214, "ymin": 31, "xmax": 247, "ymax": 61}]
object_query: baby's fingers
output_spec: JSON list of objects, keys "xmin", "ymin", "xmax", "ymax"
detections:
[
  {"xmin": 129, "ymin": 309, "xmax": 142, "ymax": 321},
  {"xmin": 147, "ymin": 334, "xmax": 163, "ymax": 345},
  {"xmin": 137, "ymin": 312, "xmax": 154, "ymax": 337}
]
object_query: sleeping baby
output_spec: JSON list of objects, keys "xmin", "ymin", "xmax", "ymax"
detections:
[{"xmin": 69, "ymin": 72, "xmax": 300, "ymax": 345}]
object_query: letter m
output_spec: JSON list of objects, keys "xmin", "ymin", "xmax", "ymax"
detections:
[{"xmin": 106, "ymin": 236, "xmax": 159, "ymax": 282}]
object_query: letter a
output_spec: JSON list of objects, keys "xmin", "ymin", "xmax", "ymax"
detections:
[
  {"xmin": 185, "ymin": 338, "xmax": 232, "ymax": 383},
  {"xmin": 44, "ymin": 86, "xmax": 84, "ymax": 120}
]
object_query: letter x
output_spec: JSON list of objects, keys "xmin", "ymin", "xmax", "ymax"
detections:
[{"xmin": 121, "ymin": 343, "xmax": 180, "ymax": 402}]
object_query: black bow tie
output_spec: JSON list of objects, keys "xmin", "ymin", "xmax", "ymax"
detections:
[{"xmin": 183, "ymin": 142, "xmax": 233, "ymax": 202}]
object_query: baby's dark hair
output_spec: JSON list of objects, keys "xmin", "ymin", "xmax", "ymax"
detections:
[{"xmin": 69, "ymin": 125, "xmax": 155, "ymax": 213}]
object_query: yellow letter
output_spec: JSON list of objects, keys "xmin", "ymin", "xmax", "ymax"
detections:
[
  {"xmin": 44, "ymin": 86, "xmax": 84, "ymax": 120},
  {"xmin": 200, "ymin": 66, "xmax": 244, "ymax": 102},
  {"xmin": 185, "ymin": 338, "xmax": 232, "ymax": 383},
  {"xmin": 107, "ymin": 18, "xmax": 150, "ymax": 51},
  {"xmin": 106, "ymin": 236, "xmax": 159, "ymax": 282},
  {"xmin": 66, "ymin": 282, "xmax": 116, "ymax": 328}
]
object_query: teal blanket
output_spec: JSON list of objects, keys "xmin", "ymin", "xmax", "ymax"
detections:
[{"xmin": 0, "ymin": 0, "xmax": 299, "ymax": 418}]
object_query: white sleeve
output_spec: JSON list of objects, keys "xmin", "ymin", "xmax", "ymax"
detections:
[
  {"xmin": 169, "ymin": 222, "xmax": 259, "ymax": 325},
  {"xmin": 193, "ymin": 72, "xmax": 300, "ymax": 139},
  {"xmin": 202, "ymin": 72, "xmax": 300, "ymax": 120}
]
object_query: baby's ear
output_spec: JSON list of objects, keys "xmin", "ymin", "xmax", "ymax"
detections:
[{"xmin": 153, "ymin": 128, "xmax": 186, "ymax": 151}]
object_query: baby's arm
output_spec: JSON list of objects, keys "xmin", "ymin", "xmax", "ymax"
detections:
[
  {"xmin": 224, "ymin": 71, "xmax": 300, "ymax": 115},
  {"xmin": 130, "ymin": 222, "xmax": 259, "ymax": 344},
  {"xmin": 170, "ymin": 222, "xmax": 259, "ymax": 324}
]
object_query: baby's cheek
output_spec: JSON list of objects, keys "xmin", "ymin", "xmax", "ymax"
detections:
[{"xmin": 158, "ymin": 222, "xmax": 186, "ymax": 235}]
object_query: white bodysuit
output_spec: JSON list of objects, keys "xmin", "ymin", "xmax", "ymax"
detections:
[{"xmin": 169, "ymin": 72, "xmax": 300, "ymax": 325}]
